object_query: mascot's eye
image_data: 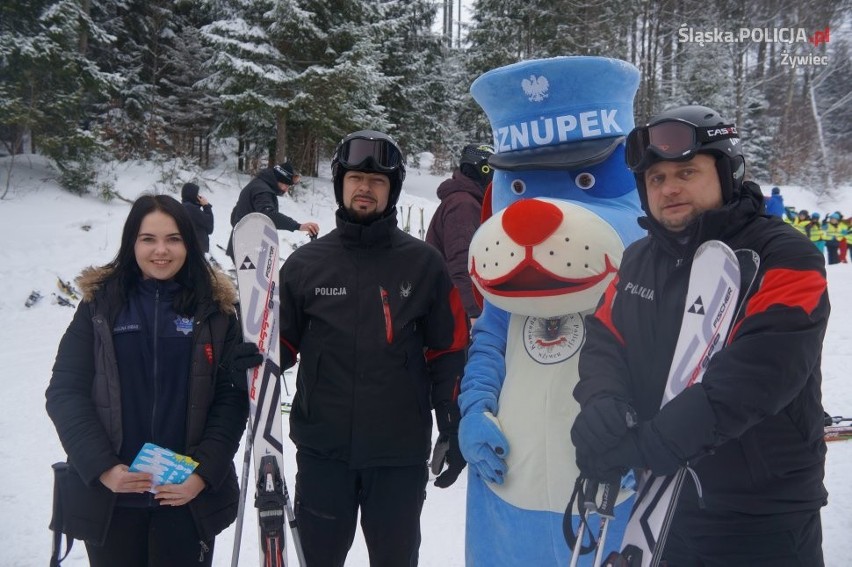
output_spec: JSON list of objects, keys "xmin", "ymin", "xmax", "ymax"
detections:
[
  {"xmin": 575, "ymin": 172, "xmax": 596, "ymax": 190},
  {"xmin": 511, "ymin": 179, "xmax": 526, "ymax": 195}
]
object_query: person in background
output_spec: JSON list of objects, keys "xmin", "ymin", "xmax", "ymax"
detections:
[
  {"xmin": 278, "ymin": 130, "xmax": 469, "ymax": 566},
  {"xmin": 426, "ymin": 143, "xmax": 494, "ymax": 327},
  {"xmin": 180, "ymin": 182, "xmax": 214, "ymax": 254},
  {"xmin": 764, "ymin": 186, "xmax": 785, "ymax": 217},
  {"xmin": 806, "ymin": 211, "xmax": 826, "ymax": 255},
  {"xmin": 46, "ymin": 195, "xmax": 260, "ymax": 567},
  {"xmin": 793, "ymin": 209, "xmax": 811, "ymax": 236},
  {"xmin": 824, "ymin": 212, "xmax": 844, "ymax": 265},
  {"xmin": 840, "ymin": 214, "xmax": 850, "ymax": 263},
  {"xmin": 225, "ymin": 160, "xmax": 320, "ymax": 261},
  {"xmin": 782, "ymin": 206, "xmax": 797, "ymax": 224},
  {"xmin": 571, "ymin": 105, "xmax": 829, "ymax": 565}
]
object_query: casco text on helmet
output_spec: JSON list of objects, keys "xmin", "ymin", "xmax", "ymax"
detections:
[
  {"xmin": 626, "ymin": 105, "xmax": 746, "ymax": 213},
  {"xmin": 331, "ymin": 130, "xmax": 406, "ymax": 209}
]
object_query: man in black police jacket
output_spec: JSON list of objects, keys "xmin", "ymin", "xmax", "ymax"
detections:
[
  {"xmin": 278, "ymin": 130, "xmax": 469, "ymax": 566},
  {"xmin": 571, "ymin": 105, "xmax": 830, "ymax": 565}
]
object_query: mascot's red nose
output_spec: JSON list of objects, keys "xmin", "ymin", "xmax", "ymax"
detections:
[{"xmin": 502, "ymin": 199, "xmax": 564, "ymax": 247}]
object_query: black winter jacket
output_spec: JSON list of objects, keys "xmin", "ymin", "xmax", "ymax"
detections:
[
  {"xmin": 575, "ymin": 182, "xmax": 829, "ymax": 516},
  {"xmin": 425, "ymin": 170, "xmax": 485, "ymax": 319},
  {"xmin": 226, "ymin": 168, "xmax": 300, "ymax": 258},
  {"xmin": 280, "ymin": 209, "xmax": 469, "ymax": 468},
  {"xmin": 182, "ymin": 200, "xmax": 214, "ymax": 253},
  {"xmin": 46, "ymin": 267, "xmax": 249, "ymax": 540}
]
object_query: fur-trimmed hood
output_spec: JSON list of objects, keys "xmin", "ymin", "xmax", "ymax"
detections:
[{"xmin": 76, "ymin": 265, "xmax": 238, "ymax": 315}]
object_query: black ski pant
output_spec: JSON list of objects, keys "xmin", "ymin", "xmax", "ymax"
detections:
[
  {"xmin": 85, "ymin": 505, "xmax": 214, "ymax": 567},
  {"xmin": 294, "ymin": 450, "xmax": 428, "ymax": 567},
  {"xmin": 661, "ymin": 507, "xmax": 823, "ymax": 566}
]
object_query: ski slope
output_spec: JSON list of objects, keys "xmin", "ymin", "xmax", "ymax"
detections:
[{"xmin": 0, "ymin": 154, "xmax": 850, "ymax": 566}]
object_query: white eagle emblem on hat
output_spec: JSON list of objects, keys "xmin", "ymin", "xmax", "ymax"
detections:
[{"xmin": 521, "ymin": 75, "xmax": 549, "ymax": 102}]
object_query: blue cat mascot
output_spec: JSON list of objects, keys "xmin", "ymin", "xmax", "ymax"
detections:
[{"xmin": 459, "ymin": 56, "xmax": 645, "ymax": 566}]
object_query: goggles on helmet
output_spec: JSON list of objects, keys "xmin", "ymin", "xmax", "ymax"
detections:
[
  {"xmin": 626, "ymin": 118, "xmax": 739, "ymax": 171},
  {"xmin": 336, "ymin": 135, "xmax": 403, "ymax": 173}
]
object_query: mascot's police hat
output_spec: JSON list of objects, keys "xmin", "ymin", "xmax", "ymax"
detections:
[{"xmin": 470, "ymin": 56, "xmax": 640, "ymax": 171}]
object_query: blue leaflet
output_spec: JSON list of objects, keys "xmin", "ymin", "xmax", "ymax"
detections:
[{"xmin": 129, "ymin": 442, "xmax": 198, "ymax": 490}]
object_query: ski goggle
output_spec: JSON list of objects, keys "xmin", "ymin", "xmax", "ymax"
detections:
[
  {"xmin": 336, "ymin": 136, "xmax": 403, "ymax": 173},
  {"xmin": 625, "ymin": 119, "xmax": 739, "ymax": 171}
]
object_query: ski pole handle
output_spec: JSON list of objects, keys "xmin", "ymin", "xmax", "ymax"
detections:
[
  {"xmin": 581, "ymin": 479, "xmax": 600, "ymax": 513},
  {"xmin": 825, "ymin": 414, "xmax": 852, "ymax": 426},
  {"xmin": 580, "ymin": 479, "xmax": 621, "ymax": 566}
]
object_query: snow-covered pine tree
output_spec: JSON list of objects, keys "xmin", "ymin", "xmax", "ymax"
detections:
[
  {"xmin": 0, "ymin": 0, "xmax": 116, "ymax": 195},
  {"xmin": 159, "ymin": 21, "xmax": 220, "ymax": 166},
  {"xmin": 374, "ymin": 0, "xmax": 454, "ymax": 159},
  {"xmin": 200, "ymin": 0, "xmax": 296, "ymax": 171}
]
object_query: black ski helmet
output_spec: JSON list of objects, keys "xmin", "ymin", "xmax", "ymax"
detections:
[
  {"xmin": 459, "ymin": 143, "xmax": 495, "ymax": 189},
  {"xmin": 626, "ymin": 105, "xmax": 745, "ymax": 213},
  {"xmin": 331, "ymin": 130, "xmax": 406, "ymax": 209}
]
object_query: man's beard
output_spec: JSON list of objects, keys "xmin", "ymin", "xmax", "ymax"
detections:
[{"xmin": 344, "ymin": 206, "xmax": 384, "ymax": 225}]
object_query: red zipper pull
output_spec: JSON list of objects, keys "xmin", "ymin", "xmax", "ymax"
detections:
[{"xmin": 380, "ymin": 287, "xmax": 393, "ymax": 344}]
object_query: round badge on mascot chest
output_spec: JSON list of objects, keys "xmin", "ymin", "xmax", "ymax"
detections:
[{"xmin": 523, "ymin": 314, "xmax": 585, "ymax": 364}]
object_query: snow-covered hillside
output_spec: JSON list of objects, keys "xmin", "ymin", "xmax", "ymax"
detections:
[{"xmin": 0, "ymin": 154, "xmax": 849, "ymax": 566}]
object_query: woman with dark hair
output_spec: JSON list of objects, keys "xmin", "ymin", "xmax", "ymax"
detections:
[{"xmin": 46, "ymin": 194, "xmax": 260, "ymax": 567}]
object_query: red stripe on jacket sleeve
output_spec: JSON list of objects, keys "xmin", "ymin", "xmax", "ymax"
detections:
[
  {"xmin": 280, "ymin": 337, "xmax": 298, "ymax": 364},
  {"xmin": 592, "ymin": 275, "xmax": 625, "ymax": 346},
  {"xmin": 426, "ymin": 286, "xmax": 469, "ymax": 362},
  {"xmin": 728, "ymin": 268, "xmax": 826, "ymax": 341}
]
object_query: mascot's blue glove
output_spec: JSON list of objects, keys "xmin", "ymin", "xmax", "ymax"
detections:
[{"xmin": 459, "ymin": 411, "xmax": 509, "ymax": 484}]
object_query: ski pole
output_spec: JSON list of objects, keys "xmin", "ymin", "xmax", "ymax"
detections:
[
  {"xmin": 568, "ymin": 478, "xmax": 620, "ymax": 567},
  {"xmin": 592, "ymin": 481, "xmax": 619, "ymax": 567},
  {"xmin": 568, "ymin": 480, "xmax": 592, "ymax": 567},
  {"xmin": 824, "ymin": 413, "xmax": 852, "ymax": 426},
  {"xmin": 231, "ymin": 428, "xmax": 253, "ymax": 567},
  {"xmin": 282, "ymin": 471, "xmax": 306, "ymax": 566},
  {"xmin": 569, "ymin": 479, "xmax": 601, "ymax": 567}
]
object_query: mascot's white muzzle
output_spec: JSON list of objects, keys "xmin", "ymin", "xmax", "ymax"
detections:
[{"xmin": 469, "ymin": 197, "xmax": 624, "ymax": 317}]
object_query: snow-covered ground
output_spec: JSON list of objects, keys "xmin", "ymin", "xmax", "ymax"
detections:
[{"xmin": 0, "ymin": 153, "xmax": 850, "ymax": 566}]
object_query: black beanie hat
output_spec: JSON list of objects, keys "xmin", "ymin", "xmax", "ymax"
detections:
[{"xmin": 273, "ymin": 161, "xmax": 298, "ymax": 185}]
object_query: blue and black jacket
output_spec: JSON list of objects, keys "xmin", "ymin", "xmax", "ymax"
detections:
[{"xmin": 46, "ymin": 266, "xmax": 248, "ymax": 539}]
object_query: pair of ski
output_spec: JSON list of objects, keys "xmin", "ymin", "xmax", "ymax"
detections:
[
  {"xmin": 825, "ymin": 425, "xmax": 852, "ymax": 442},
  {"xmin": 824, "ymin": 415, "xmax": 852, "ymax": 442},
  {"xmin": 24, "ymin": 277, "xmax": 80, "ymax": 309},
  {"xmin": 231, "ymin": 213, "xmax": 305, "ymax": 567},
  {"xmin": 53, "ymin": 277, "xmax": 80, "ymax": 308},
  {"xmin": 571, "ymin": 240, "xmax": 760, "ymax": 567}
]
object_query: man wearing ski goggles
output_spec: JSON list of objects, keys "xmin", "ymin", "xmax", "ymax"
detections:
[
  {"xmin": 625, "ymin": 119, "xmax": 739, "ymax": 172},
  {"xmin": 334, "ymin": 134, "xmax": 404, "ymax": 173},
  {"xmin": 573, "ymin": 105, "xmax": 829, "ymax": 567},
  {"xmin": 282, "ymin": 129, "xmax": 468, "ymax": 566}
]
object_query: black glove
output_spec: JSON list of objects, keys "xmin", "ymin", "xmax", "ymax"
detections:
[
  {"xmin": 432, "ymin": 432, "xmax": 465, "ymax": 488},
  {"xmin": 432, "ymin": 400, "xmax": 466, "ymax": 488},
  {"xmin": 571, "ymin": 398, "xmax": 637, "ymax": 455},
  {"xmin": 221, "ymin": 342, "xmax": 263, "ymax": 390},
  {"xmin": 577, "ymin": 422, "xmax": 683, "ymax": 481},
  {"xmin": 575, "ymin": 448, "xmax": 626, "ymax": 484}
]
